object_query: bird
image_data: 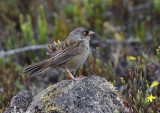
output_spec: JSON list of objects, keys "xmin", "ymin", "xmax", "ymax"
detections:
[{"xmin": 23, "ymin": 27, "xmax": 95, "ymax": 80}]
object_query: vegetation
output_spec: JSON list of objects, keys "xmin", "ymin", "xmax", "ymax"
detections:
[{"xmin": 0, "ymin": 0, "xmax": 160, "ymax": 112}]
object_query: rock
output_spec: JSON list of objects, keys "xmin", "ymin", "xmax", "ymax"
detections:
[
  {"xmin": 4, "ymin": 90, "xmax": 33, "ymax": 113},
  {"xmin": 5, "ymin": 75, "xmax": 128, "ymax": 113}
]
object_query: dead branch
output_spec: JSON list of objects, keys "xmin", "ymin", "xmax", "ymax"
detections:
[{"xmin": 0, "ymin": 44, "xmax": 47, "ymax": 58}]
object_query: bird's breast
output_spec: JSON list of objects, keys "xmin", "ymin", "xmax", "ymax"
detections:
[{"xmin": 64, "ymin": 45, "xmax": 90, "ymax": 72}]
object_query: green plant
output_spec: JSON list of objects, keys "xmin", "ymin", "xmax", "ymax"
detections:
[
  {"xmin": 53, "ymin": 13, "xmax": 68, "ymax": 41},
  {"xmin": 78, "ymin": 55, "xmax": 116, "ymax": 83},
  {"xmin": 38, "ymin": 5, "xmax": 48, "ymax": 44},
  {"xmin": 19, "ymin": 14, "xmax": 35, "ymax": 45},
  {"xmin": 134, "ymin": 22, "xmax": 146, "ymax": 45},
  {"xmin": 0, "ymin": 58, "xmax": 5, "ymax": 68},
  {"xmin": 121, "ymin": 54, "xmax": 160, "ymax": 112},
  {"xmin": 104, "ymin": 60, "xmax": 116, "ymax": 82},
  {"xmin": 0, "ymin": 63, "xmax": 28, "ymax": 112},
  {"xmin": 153, "ymin": 0, "xmax": 160, "ymax": 14}
]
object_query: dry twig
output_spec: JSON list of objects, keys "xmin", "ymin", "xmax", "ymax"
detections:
[{"xmin": 0, "ymin": 45, "xmax": 47, "ymax": 58}]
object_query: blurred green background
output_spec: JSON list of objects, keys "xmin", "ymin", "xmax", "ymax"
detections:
[{"xmin": 1, "ymin": 0, "xmax": 160, "ymax": 112}]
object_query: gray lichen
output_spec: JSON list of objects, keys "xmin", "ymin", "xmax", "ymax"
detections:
[
  {"xmin": 5, "ymin": 75, "xmax": 129, "ymax": 113},
  {"xmin": 4, "ymin": 90, "xmax": 33, "ymax": 113}
]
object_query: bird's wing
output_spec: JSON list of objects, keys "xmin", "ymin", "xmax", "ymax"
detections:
[{"xmin": 51, "ymin": 40, "xmax": 84, "ymax": 67}]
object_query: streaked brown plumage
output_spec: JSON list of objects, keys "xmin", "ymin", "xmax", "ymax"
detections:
[{"xmin": 23, "ymin": 27, "xmax": 95, "ymax": 80}]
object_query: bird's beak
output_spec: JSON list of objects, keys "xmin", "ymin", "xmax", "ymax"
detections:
[{"xmin": 88, "ymin": 31, "xmax": 95, "ymax": 35}]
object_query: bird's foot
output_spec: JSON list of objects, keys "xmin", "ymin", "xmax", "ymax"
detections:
[
  {"xmin": 73, "ymin": 76, "xmax": 84, "ymax": 81},
  {"xmin": 66, "ymin": 68, "xmax": 83, "ymax": 81}
]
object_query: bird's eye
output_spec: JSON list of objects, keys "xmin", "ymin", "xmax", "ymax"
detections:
[
  {"xmin": 83, "ymin": 31, "xmax": 87, "ymax": 35},
  {"xmin": 83, "ymin": 31, "xmax": 88, "ymax": 35}
]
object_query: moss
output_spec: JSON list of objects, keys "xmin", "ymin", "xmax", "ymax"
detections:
[
  {"xmin": 45, "ymin": 104, "xmax": 64, "ymax": 113},
  {"xmin": 40, "ymin": 83, "xmax": 70, "ymax": 112},
  {"xmin": 40, "ymin": 86, "xmax": 60, "ymax": 112}
]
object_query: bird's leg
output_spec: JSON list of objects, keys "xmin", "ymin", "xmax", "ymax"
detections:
[
  {"xmin": 72, "ymin": 70, "xmax": 84, "ymax": 78},
  {"xmin": 71, "ymin": 71, "xmax": 76, "ymax": 78},
  {"xmin": 65, "ymin": 68, "xmax": 82, "ymax": 81}
]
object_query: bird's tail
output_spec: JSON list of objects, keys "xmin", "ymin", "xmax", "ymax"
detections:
[{"xmin": 23, "ymin": 59, "xmax": 51, "ymax": 77}]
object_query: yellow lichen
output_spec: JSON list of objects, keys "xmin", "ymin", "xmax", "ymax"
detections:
[{"xmin": 40, "ymin": 84, "xmax": 71, "ymax": 113}]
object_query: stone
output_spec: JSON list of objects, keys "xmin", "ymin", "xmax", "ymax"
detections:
[{"xmin": 5, "ymin": 75, "xmax": 128, "ymax": 113}]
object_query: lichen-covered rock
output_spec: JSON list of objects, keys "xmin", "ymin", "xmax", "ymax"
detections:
[
  {"xmin": 4, "ymin": 90, "xmax": 33, "ymax": 113},
  {"xmin": 5, "ymin": 75, "xmax": 129, "ymax": 113}
]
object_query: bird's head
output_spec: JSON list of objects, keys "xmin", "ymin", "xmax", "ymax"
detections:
[{"xmin": 68, "ymin": 27, "xmax": 95, "ymax": 42}]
